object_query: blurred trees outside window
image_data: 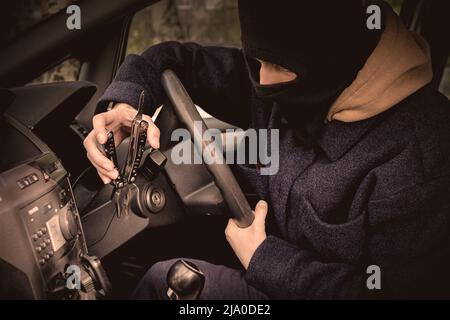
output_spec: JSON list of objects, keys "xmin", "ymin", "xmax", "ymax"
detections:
[
  {"xmin": 30, "ymin": 59, "xmax": 81, "ymax": 85},
  {"xmin": 126, "ymin": 0, "xmax": 240, "ymax": 118},
  {"xmin": 31, "ymin": 0, "xmax": 241, "ymax": 84},
  {"xmin": 6, "ymin": 0, "xmax": 82, "ymax": 85},
  {"xmin": 126, "ymin": 0, "xmax": 240, "ymax": 55}
]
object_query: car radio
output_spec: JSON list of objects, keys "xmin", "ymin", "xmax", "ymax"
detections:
[{"xmin": 0, "ymin": 113, "xmax": 110, "ymax": 299}]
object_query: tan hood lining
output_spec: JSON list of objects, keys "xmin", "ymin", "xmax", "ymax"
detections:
[{"xmin": 326, "ymin": 2, "xmax": 433, "ymax": 123}]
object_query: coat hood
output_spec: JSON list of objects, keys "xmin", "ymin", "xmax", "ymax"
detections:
[{"xmin": 326, "ymin": 2, "xmax": 433, "ymax": 122}]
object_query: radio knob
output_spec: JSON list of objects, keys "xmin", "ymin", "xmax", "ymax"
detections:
[{"xmin": 59, "ymin": 208, "xmax": 77, "ymax": 241}]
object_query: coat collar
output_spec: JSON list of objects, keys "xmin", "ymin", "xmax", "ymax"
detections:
[
  {"xmin": 316, "ymin": 116, "xmax": 381, "ymax": 162},
  {"xmin": 264, "ymin": 99, "xmax": 386, "ymax": 163}
]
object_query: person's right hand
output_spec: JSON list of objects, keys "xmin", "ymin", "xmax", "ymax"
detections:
[{"xmin": 83, "ymin": 103, "xmax": 160, "ymax": 184}]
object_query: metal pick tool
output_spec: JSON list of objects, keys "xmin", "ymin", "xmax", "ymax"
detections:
[
  {"xmin": 123, "ymin": 91, "xmax": 149, "ymax": 185},
  {"xmin": 103, "ymin": 90, "xmax": 149, "ymax": 217},
  {"xmin": 113, "ymin": 184, "xmax": 131, "ymax": 218}
]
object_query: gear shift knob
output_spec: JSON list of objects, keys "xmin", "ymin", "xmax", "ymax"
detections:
[{"xmin": 166, "ymin": 260, "xmax": 205, "ymax": 300}]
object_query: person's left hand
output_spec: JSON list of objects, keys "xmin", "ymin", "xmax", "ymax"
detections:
[{"xmin": 225, "ymin": 200, "xmax": 268, "ymax": 270}]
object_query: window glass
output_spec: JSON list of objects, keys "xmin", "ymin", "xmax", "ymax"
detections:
[
  {"xmin": 126, "ymin": 0, "xmax": 240, "ymax": 55},
  {"xmin": 127, "ymin": 0, "xmax": 240, "ymax": 118},
  {"xmin": 30, "ymin": 58, "xmax": 81, "ymax": 84}
]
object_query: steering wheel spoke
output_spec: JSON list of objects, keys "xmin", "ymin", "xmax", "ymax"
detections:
[{"xmin": 161, "ymin": 70, "xmax": 255, "ymax": 228}]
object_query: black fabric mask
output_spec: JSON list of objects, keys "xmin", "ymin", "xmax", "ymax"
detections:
[
  {"xmin": 239, "ymin": 0, "xmax": 383, "ymax": 143},
  {"xmin": 245, "ymin": 55, "xmax": 349, "ymax": 144}
]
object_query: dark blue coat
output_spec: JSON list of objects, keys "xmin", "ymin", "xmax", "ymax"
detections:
[{"xmin": 98, "ymin": 42, "xmax": 450, "ymax": 299}]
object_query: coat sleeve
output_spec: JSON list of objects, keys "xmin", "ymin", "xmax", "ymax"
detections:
[
  {"xmin": 96, "ymin": 41, "xmax": 252, "ymax": 129},
  {"xmin": 245, "ymin": 175, "xmax": 450, "ymax": 299}
]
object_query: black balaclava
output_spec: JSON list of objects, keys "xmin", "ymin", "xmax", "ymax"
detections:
[{"xmin": 239, "ymin": 0, "xmax": 383, "ymax": 144}]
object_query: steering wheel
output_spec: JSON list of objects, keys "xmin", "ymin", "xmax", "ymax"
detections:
[{"xmin": 161, "ymin": 70, "xmax": 254, "ymax": 228}]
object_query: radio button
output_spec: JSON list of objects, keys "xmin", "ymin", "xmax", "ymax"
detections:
[
  {"xmin": 28, "ymin": 206, "xmax": 39, "ymax": 216},
  {"xmin": 43, "ymin": 202, "xmax": 53, "ymax": 214},
  {"xmin": 17, "ymin": 180, "xmax": 26, "ymax": 189}
]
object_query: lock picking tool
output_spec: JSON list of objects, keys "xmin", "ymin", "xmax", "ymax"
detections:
[
  {"xmin": 102, "ymin": 90, "xmax": 149, "ymax": 217},
  {"xmin": 123, "ymin": 91, "xmax": 150, "ymax": 184}
]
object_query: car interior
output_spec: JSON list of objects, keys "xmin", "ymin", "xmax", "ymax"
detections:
[{"xmin": 0, "ymin": 0, "xmax": 448, "ymax": 299}]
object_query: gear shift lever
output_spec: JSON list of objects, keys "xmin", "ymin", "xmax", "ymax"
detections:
[{"xmin": 166, "ymin": 260, "xmax": 205, "ymax": 300}]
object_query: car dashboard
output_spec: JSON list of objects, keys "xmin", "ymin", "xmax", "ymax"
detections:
[
  {"xmin": 0, "ymin": 81, "xmax": 238, "ymax": 299},
  {"xmin": 0, "ymin": 85, "xmax": 110, "ymax": 299}
]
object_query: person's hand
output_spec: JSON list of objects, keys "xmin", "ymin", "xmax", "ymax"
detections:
[
  {"xmin": 83, "ymin": 103, "xmax": 160, "ymax": 184},
  {"xmin": 225, "ymin": 200, "xmax": 268, "ymax": 270}
]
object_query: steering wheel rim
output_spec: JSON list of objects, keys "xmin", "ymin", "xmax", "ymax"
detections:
[{"xmin": 161, "ymin": 70, "xmax": 254, "ymax": 228}]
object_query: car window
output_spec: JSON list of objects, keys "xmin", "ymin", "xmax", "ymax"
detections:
[
  {"xmin": 126, "ymin": 0, "xmax": 240, "ymax": 55},
  {"xmin": 127, "ymin": 0, "xmax": 240, "ymax": 118},
  {"xmin": 29, "ymin": 58, "xmax": 81, "ymax": 85}
]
